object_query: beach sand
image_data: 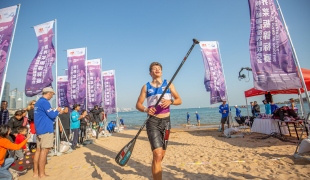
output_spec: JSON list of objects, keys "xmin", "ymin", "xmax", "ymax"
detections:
[{"xmin": 19, "ymin": 127, "xmax": 310, "ymax": 180}]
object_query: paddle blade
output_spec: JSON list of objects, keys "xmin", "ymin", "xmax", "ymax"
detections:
[{"xmin": 115, "ymin": 138, "xmax": 137, "ymax": 166}]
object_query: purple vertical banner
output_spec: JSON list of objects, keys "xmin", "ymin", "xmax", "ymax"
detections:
[
  {"xmin": 200, "ymin": 41, "xmax": 227, "ymax": 104},
  {"xmin": 86, "ymin": 59, "xmax": 102, "ymax": 110},
  {"xmin": 248, "ymin": 0, "xmax": 301, "ymax": 91},
  {"xmin": 57, "ymin": 76, "xmax": 69, "ymax": 107},
  {"xmin": 25, "ymin": 21, "xmax": 56, "ymax": 96},
  {"xmin": 0, "ymin": 6, "xmax": 17, "ymax": 97},
  {"xmin": 201, "ymin": 51, "xmax": 211, "ymax": 92},
  {"xmin": 67, "ymin": 48, "xmax": 86, "ymax": 109},
  {"xmin": 102, "ymin": 70, "xmax": 116, "ymax": 114}
]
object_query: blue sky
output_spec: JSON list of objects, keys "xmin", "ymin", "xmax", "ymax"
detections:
[{"xmin": 1, "ymin": 0, "xmax": 309, "ymax": 109}]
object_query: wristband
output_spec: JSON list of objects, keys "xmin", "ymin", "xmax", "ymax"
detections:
[{"xmin": 143, "ymin": 107, "xmax": 148, "ymax": 113}]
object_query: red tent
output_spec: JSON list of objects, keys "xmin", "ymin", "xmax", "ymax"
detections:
[{"xmin": 244, "ymin": 68, "xmax": 310, "ymax": 97}]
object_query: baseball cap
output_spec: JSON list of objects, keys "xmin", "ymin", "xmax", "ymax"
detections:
[{"xmin": 42, "ymin": 87, "xmax": 55, "ymax": 94}]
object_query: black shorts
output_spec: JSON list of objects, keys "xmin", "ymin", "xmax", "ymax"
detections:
[
  {"xmin": 221, "ymin": 116, "xmax": 229, "ymax": 124},
  {"xmin": 146, "ymin": 116, "xmax": 171, "ymax": 151}
]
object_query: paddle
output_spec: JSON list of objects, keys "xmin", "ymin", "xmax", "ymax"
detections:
[{"xmin": 115, "ymin": 38, "xmax": 200, "ymax": 166}]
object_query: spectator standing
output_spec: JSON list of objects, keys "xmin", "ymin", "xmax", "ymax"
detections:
[
  {"xmin": 186, "ymin": 112, "xmax": 190, "ymax": 125},
  {"xmin": 253, "ymin": 101, "xmax": 260, "ymax": 116},
  {"xmin": 7, "ymin": 110, "xmax": 24, "ymax": 141},
  {"xmin": 21, "ymin": 110, "xmax": 28, "ymax": 127},
  {"xmin": 195, "ymin": 111, "xmax": 200, "ymax": 126},
  {"xmin": 263, "ymin": 100, "xmax": 271, "ymax": 115},
  {"xmin": 0, "ymin": 100, "xmax": 9, "ymax": 125},
  {"xmin": 90, "ymin": 105, "xmax": 101, "ymax": 123},
  {"xmin": 219, "ymin": 100, "xmax": 229, "ymax": 136},
  {"xmin": 234, "ymin": 105, "xmax": 242, "ymax": 117},
  {"xmin": 33, "ymin": 87, "xmax": 62, "ymax": 178},
  {"xmin": 79, "ymin": 110, "xmax": 88, "ymax": 145},
  {"xmin": 270, "ymin": 101, "xmax": 279, "ymax": 114},
  {"xmin": 0, "ymin": 125, "xmax": 30, "ymax": 180},
  {"xmin": 250, "ymin": 102, "xmax": 255, "ymax": 116},
  {"xmin": 70, "ymin": 104, "xmax": 83, "ymax": 150},
  {"xmin": 58, "ymin": 106, "xmax": 70, "ymax": 141},
  {"xmin": 90, "ymin": 105, "xmax": 101, "ymax": 139},
  {"xmin": 26, "ymin": 100, "xmax": 36, "ymax": 134},
  {"xmin": 119, "ymin": 117, "xmax": 124, "ymax": 127}
]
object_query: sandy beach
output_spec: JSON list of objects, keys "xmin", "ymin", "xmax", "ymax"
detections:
[{"xmin": 18, "ymin": 127, "xmax": 310, "ymax": 180}]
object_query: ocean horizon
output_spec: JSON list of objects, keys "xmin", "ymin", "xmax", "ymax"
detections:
[{"xmin": 107, "ymin": 103, "xmax": 310, "ymax": 128}]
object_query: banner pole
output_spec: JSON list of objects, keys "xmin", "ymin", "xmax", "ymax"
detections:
[
  {"xmin": 114, "ymin": 70, "xmax": 120, "ymax": 129},
  {"xmin": 275, "ymin": 0, "xmax": 310, "ymax": 109},
  {"xmin": 55, "ymin": 19, "xmax": 58, "ymax": 107},
  {"xmin": 85, "ymin": 47, "xmax": 88, "ymax": 111},
  {"xmin": 54, "ymin": 19, "xmax": 61, "ymax": 154},
  {"xmin": 217, "ymin": 41, "xmax": 233, "ymax": 127},
  {"xmin": 276, "ymin": 0, "xmax": 309, "ymax": 154},
  {"xmin": 0, "ymin": 4, "xmax": 20, "ymax": 101},
  {"xmin": 298, "ymin": 89, "xmax": 305, "ymax": 118},
  {"xmin": 245, "ymin": 97, "xmax": 249, "ymax": 118}
]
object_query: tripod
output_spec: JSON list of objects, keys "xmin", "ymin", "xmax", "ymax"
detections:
[{"xmin": 51, "ymin": 116, "xmax": 71, "ymax": 156}]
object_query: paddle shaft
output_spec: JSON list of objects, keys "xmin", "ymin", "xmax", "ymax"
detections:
[{"xmin": 133, "ymin": 38, "xmax": 200, "ymax": 139}]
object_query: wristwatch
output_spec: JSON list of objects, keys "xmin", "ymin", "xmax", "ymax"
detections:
[{"xmin": 170, "ymin": 99, "xmax": 174, "ymax": 105}]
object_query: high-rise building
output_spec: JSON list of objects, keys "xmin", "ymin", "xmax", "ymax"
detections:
[
  {"xmin": 16, "ymin": 91, "xmax": 26, "ymax": 109},
  {"xmin": 16, "ymin": 98, "xmax": 23, "ymax": 109},
  {"xmin": 9, "ymin": 88, "xmax": 17, "ymax": 109},
  {"xmin": 1, "ymin": 82, "xmax": 10, "ymax": 103}
]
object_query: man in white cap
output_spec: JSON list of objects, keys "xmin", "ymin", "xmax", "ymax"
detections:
[
  {"xmin": 33, "ymin": 87, "xmax": 63, "ymax": 178},
  {"xmin": 195, "ymin": 111, "xmax": 200, "ymax": 126},
  {"xmin": 234, "ymin": 105, "xmax": 241, "ymax": 118},
  {"xmin": 219, "ymin": 100, "xmax": 229, "ymax": 136}
]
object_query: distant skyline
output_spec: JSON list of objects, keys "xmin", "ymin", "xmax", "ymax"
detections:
[{"xmin": 1, "ymin": 0, "xmax": 309, "ymax": 109}]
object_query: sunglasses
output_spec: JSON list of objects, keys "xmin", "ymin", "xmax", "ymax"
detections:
[{"xmin": 31, "ymin": 104, "xmax": 35, "ymax": 105}]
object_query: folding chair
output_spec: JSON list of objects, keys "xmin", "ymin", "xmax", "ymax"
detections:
[{"xmin": 237, "ymin": 116, "xmax": 252, "ymax": 134}]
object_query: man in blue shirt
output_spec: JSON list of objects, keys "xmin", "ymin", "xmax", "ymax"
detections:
[
  {"xmin": 219, "ymin": 100, "xmax": 229, "ymax": 136},
  {"xmin": 270, "ymin": 101, "xmax": 279, "ymax": 114},
  {"xmin": 234, "ymin": 105, "xmax": 242, "ymax": 117},
  {"xmin": 33, "ymin": 87, "xmax": 62, "ymax": 178},
  {"xmin": 119, "ymin": 117, "xmax": 124, "ymax": 127},
  {"xmin": 186, "ymin": 112, "xmax": 190, "ymax": 125},
  {"xmin": 195, "ymin": 111, "xmax": 200, "ymax": 126}
]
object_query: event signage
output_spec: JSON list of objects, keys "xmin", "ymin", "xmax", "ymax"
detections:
[
  {"xmin": 86, "ymin": 59, "xmax": 102, "ymax": 110},
  {"xmin": 248, "ymin": 0, "xmax": 301, "ymax": 91},
  {"xmin": 25, "ymin": 21, "xmax": 56, "ymax": 96},
  {"xmin": 0, "ymin": 5, "xmax": 17, "ymax": 97},
  {"xmin": 200, "ymin": 41, "xmax": 227, "ymax": 104},
  {"xmin": 102, "ymin": 70, "xmax": 116, "ymax": 114},
  {"xmin": 67, "ymin": 48, "xmax": 86, "ymax": 109},
  {"xmin": 57, "ymin": 76, "xmax": 69, "ymax": 107}
]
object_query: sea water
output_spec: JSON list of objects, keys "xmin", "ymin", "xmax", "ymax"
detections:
[{"xmin": 106, "ymin": 103, "xmax": 310, "ymax": 128}]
